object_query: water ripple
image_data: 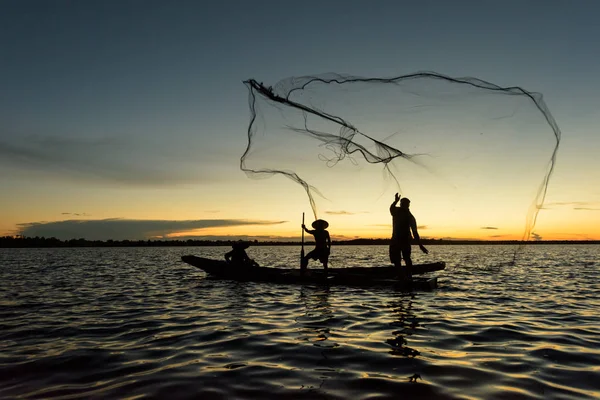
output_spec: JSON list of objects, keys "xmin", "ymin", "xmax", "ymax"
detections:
[{"xmin": 1, "ymin": 245, "xmax": 599, "ymax": 399}]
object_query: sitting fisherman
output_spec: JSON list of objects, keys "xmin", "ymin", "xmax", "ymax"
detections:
[
  {"xmin": 301, "ymin": 219, "xmax": 331, "ymax": 275},
  {"xmin": 225, "ymin": 241, "xmax": 259, "ymax": 268}
]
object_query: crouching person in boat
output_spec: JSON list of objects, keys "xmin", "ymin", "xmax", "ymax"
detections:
[
  {"xmin": 389, "ymin": 193, "xmax": 428, "ymax": 280},
  {"xmin": 301, "ymin": 219, "xmax": 331, "ymax": 275},
  {"xmin": 225, "ymin": 241, "xmax": 259, "ymax": 268}
]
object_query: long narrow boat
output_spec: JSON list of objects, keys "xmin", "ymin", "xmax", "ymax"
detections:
[{"xmin": 181, "ymin": 255, "xmax": 445, "ymax": 290}]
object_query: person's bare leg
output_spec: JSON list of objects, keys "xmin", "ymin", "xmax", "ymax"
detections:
[
  {"xmin": 403, "ymin": 257, "xmax": 413, "ymax": 280},
  {"xmin": 395, "ymin": 260, "xmax": 406, "ymax": 280},
  {"xmin": 301, "ymin": 256, "xmax": 308, "ymax": 275},
  {"xmin": 401, "ymin": 244, "xmax": 413, "ymax": 280}
]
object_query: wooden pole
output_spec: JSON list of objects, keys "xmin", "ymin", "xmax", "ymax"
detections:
[{"xmin": 300, "ymin": 212, "xmax": 305, "ymax": 269}]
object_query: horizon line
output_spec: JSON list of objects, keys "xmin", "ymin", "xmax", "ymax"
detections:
[{"xmin": 1, "ymin": 236, "xmax": 599, "ymax": 247}]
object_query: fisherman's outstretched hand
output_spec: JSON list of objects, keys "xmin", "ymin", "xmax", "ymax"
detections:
[
  {"xmin": 394, "ymin": 193, "xmax": 400, "ymax": 202},
  {"xmin": 419, "ymin": 244, "xmax": 429, "ymax": 254}
]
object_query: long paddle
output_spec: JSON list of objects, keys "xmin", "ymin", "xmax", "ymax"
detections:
[{"xmin": 300, "ymin": 212, "xmax": 305, "ymax": 269}]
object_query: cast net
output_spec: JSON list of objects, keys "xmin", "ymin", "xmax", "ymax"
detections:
[{"xmin": 242, "ymin": 72, "xmax": 560, "ymax": 245}]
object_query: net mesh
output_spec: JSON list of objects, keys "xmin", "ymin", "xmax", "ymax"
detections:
[{"xmin": 242, "ymin": 72, "xmax": 560, "ymax": 244}]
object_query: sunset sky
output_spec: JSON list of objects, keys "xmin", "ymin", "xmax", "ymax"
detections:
[{"xmin": 1, "ymin": 0, "xmax": 599, "ymax": 241}]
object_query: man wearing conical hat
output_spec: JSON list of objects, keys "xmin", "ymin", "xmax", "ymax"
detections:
[
  {"xmin": 224, "ymin": 240, "xmax": 259, "ymax": 268},
  {"xmin": 301, "ymin": 219, "xmax": 331, "ymax": 274}
]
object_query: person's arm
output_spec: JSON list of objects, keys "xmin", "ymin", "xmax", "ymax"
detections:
[
  {"xmin": 302, "ymin": 224, "xmax": 315, "ymax": 234},
  {"xmin": 224, "ymin": 250, "xmax": 233, "ymax": 262},
  {"xmin": 410, "ymin": 215, "xmax": 429, "ymax": 254},
  {"xmin": 242, "ymin": 250, "xmax": 250, "ymax": 262},
  {"xmin": 390, "ymin": 193, "xmax": 400, "ymax": 214},
  {"xmin": 240, "ymin": 249, "xmax": 259, "ymax": 267},
  {"xmin": 326, "ymin": 231, "xmax": 331, "ymax": 251}
]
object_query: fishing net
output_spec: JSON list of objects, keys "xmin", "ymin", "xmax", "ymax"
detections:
[{"xmin": 242, "ymin": 72, "xmax": 560, "ymax": 242}]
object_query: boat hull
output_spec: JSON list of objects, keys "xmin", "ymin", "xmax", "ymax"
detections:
[{"xmin": 181, "ymin": 255, "xmax": 443, "ymax": 290}]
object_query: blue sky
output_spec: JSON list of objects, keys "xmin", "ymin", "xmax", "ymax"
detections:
[{"xmin": 1, "ymin": 0, "xmax": 599, "ymax": 240}]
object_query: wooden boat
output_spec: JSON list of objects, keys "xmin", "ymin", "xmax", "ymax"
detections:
[{"xmin": 181, "ymin": 255, "xmax": 444, "ymax": 290}]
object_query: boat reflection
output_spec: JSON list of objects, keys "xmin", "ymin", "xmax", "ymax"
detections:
[
  {"xmin": 295, "ymin": 285, "xmax": 337, "ymax": 348},
  {"xmin": 386, "ymin": 295, "xmax": 420, "ymax": 357},
  {"xmin": 223, "ymin": 281, "xmax": 250, "ymax": 324},
  {"xmin": 196, "ymin": 279, "xmax": 250, "ymax": 328}
]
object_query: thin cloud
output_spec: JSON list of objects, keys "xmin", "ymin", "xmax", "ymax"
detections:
[
  {"xmin": 562, "ymin": 233, "xmax": 597, "ymax": 239},
  {"xmin": 481, "ymin": 226, "xmax": 498, "ymax": 230},
  {"xmin": 542, "ymin": 201, "xmax": 600, "ymax": 210},
  {"xmin": 545, "ymin": 201, "xmax": 590, "ymax": 206},
  {"xmin": 61, "ymin": 212, "xmax": 91, "ymax": 216},
  {"xmin": 0, "ymin": 135, "xmax": 211, "ymax": 186},
  {"xmin": 170, "ymin": 233, "xmax": 361, "ymax": 242},
  {"xmin": 17, "ymin": 218, "xmax": 287, "ymax": 241},
  {"xmin": 366, "ymin": 223, "xmax": 427, "ymax": 230},
  {"xmin": 325, "ymin": 210, "xmax": 368, "ymax": 215},
  {"xmin": 170, "ymin": 234, "xmax": 300, "ymax": 242}
]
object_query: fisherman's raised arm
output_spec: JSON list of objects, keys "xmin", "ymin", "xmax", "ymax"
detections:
[{"xmin": 390, "ymin": 193, "xmax": 400, "ymax": 214}]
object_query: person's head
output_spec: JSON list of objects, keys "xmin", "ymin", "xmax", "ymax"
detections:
[
  {"xmin": 400, "ymin": 198, "xmax": 411, "ymax": 209},
  {"xmin": 311, "ymin": 219, "xmax": 329, "ymax": 231},
  {"xmin": 232, "ymin": 240, "xmax": 250, "ymax": 250}
]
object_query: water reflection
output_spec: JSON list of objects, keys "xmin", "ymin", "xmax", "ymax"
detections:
[
  {"xmin": 198, "ymin": 279, "xmax": 251, "ymax": 330},
  {"xmin": 386, "ymin": 295, "xmax": 421, "ymax": 357},
  {"xmin": 295, "ymin": 285, "xmax": 336, "ymax": 348}
]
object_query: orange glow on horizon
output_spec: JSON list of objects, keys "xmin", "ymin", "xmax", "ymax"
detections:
[{"xmin": 167, "ymin": 225, "xmax": 600, "ymax": 241}]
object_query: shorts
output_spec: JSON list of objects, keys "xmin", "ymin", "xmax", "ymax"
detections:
[
  {"xmin": 306, "ymin": 248, "xmax": 330, "ymax": 263},
  {"xmin": 389, "ymin": 240, "xmax": 411, "ymax": 264}
]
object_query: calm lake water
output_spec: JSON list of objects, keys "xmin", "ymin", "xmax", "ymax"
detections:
[{"xmin": 1, "ymin": 245, "xmax": 599, "ymax": 399}]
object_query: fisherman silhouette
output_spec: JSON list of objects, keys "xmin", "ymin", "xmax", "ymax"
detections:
[
  {"xmin": 389, "ymin": 193, "xmax": 428, "ymax": 279},
  {"xmin": 225, "ymin": 241, "xmax": 259, "ymax": 268},
  {"xmin": 301, "ymin": 219, "xmax": 331, "ymax": 275}
]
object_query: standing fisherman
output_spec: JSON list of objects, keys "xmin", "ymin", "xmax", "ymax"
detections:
[
  {"xmin": 301, "ymin": 219, "xmax": 331, "ymax": 275},
  {"xmin": 389, "ymin": 193, "xmax": 428, "ymax": 279}
]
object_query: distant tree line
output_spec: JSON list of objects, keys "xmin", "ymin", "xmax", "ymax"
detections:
[
  {"xmin": 0, "ymin": 236, "xmax": 261, "ymax": 248},
  {"xmin": 1, "ymin": 236, "xmax": 598, "ymax": 248}
]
